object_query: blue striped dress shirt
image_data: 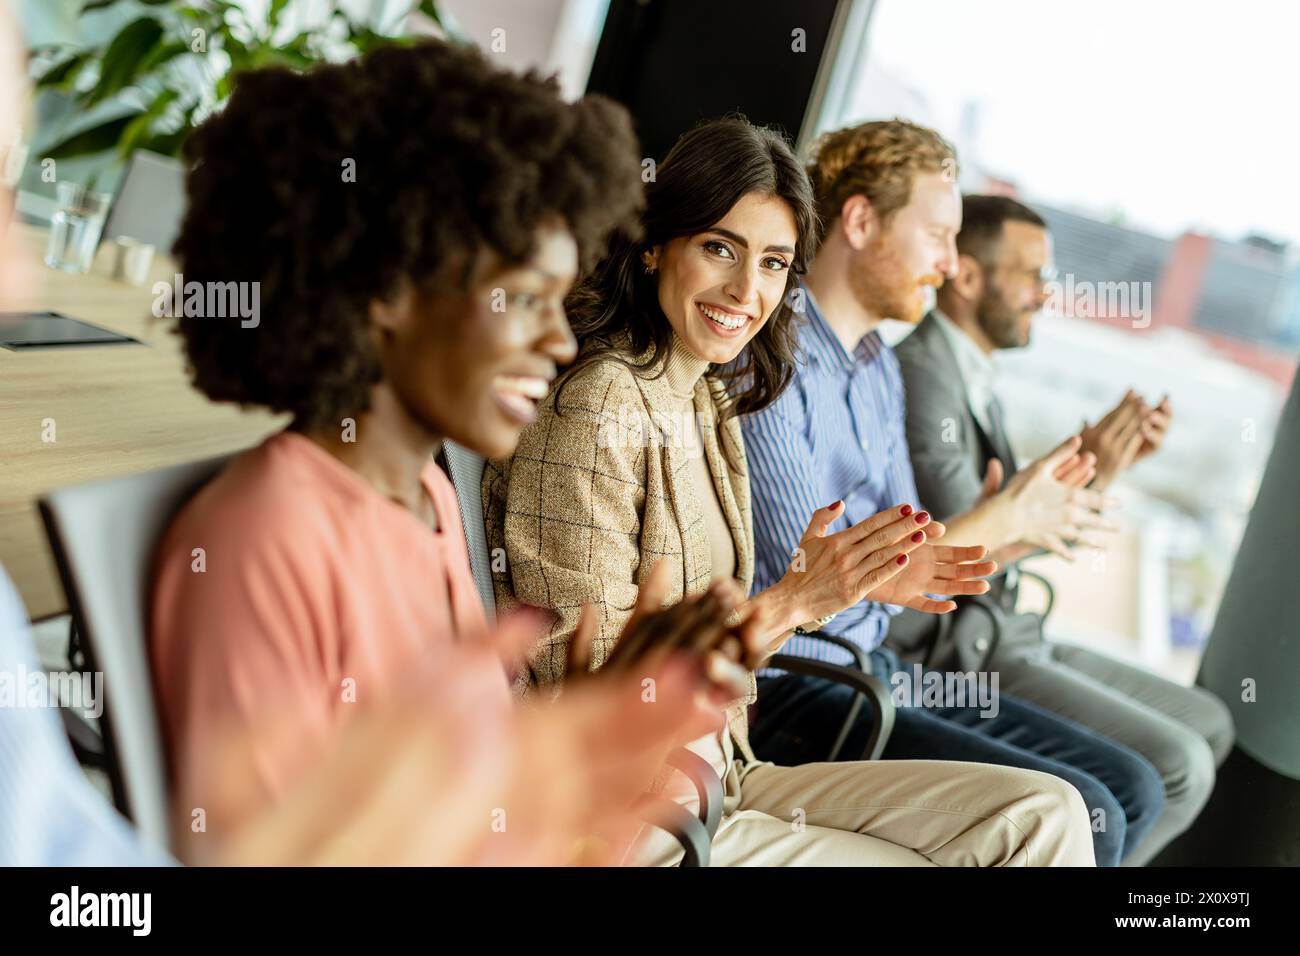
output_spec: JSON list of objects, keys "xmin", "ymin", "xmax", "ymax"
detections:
[
  {"xmin": 0, "ymin": 567, "xmax": 172, "ymax": 865},
  {"xmin": 741, "ymin": 287, "xmax": 922, "ymax": 667}
]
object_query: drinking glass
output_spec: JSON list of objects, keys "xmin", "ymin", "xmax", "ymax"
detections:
[{"xmin": 44, "ymin": 181, "xmax": 112, "ymax": 274}]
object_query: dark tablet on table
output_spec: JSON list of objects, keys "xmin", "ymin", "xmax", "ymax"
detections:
[{"xmin": 0, "ymin": 311, "xmax": 140, "ymax": 351}]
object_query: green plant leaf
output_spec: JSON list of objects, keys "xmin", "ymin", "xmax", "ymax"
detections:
[
  {"xmin": 268, "ymin": 0, "xmax": 292, "ymax": 28},
  {"xmin": 137, "ymin": 39, "xmax": 191, "ymax": 75},
  {"xmin": 117, "ymin": 87, "xmax": 180, "ymax": 160},
  {"xmin": 417, "ymin": 0, "xmax": 444, "ymax": 28},
  {"xmin": 47, "ymin": 0, "xmax": 423, "ymax": 163},
  {"xmin": 349, "ymin": 25, "xmax": 392, "ymax": 55},
  {"xmin": 86, "ymin": 17, "xmax": 165, "ymax": 106},
  {"xmin": 82, "ymin": 0, "xmax": 171, "ymax": 8},
  {"xmin": 136, "ymin": 127, "xmax": 190, "ymax": 158},
  {"xmin": 41, "ymin": 112, "xmax": 144, "ymax": 160},
  {"xmin": 137, "ymin": 103, "xmax": 198, "ymax": 159},
  {"xmin": 415, "ymin": 0, "xmax": 468, "ymax": 44},
  {"xmin": 222, "ymin": 32, "xmax": 251, "ymax": 71},
  {"xmin": 247, "ymin": 43, "xmax": 314, "ymax": 70},
  {"xmin": 34, "ymin": 52, "xmax": 88, "ymax": 89}
]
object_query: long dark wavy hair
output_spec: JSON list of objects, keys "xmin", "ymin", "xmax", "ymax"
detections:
[{"xmin": 558, "ymin": 115, "xmax": 819, "ymax": 425}]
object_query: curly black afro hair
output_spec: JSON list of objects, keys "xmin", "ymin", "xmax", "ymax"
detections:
[{"xmin": 172, "ymin": 38, "xmax": 646, "ymax": 429}]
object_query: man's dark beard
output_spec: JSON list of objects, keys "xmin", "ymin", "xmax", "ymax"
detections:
[{"xmin": 977, "ymin": 286, "xmax": 1026, "ymax": 349}]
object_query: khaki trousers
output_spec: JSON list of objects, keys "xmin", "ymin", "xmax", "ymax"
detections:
[{"xmin": 631, "ymin": 744, "xmax": 1097, "ymax": 867}]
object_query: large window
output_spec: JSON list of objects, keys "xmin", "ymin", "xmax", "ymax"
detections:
[{"xmin": 820, "ymin": 0, "xmax": 1300, "ymax": 681}]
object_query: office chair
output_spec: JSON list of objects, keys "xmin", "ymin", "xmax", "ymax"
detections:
[
  {"xmin": 768, "ymin": 634, "xmax": 899, "ymax": 762},
  {"xmin": 39, "ymin": 453, "xmax": 234, "ymax": 852},
  {"xmin": 921, "ymin": 596, "xmax": 1008, "ymax": 674},
  {"xmin": 102, "ymin": 150, "xmax": 186, "ymax": 253},
  {"xmin": 1016, "ymin": 569, "xmax": 1056, "ymax": 619}
]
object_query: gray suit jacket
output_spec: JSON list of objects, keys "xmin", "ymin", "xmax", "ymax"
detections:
[
  {"xmin": 891, "ymin": 314, "xmax": 1039, "ymax": 662},
  {"xmin": 893, "ymin": 312, "xmax": 1008, "ymax": 522}
]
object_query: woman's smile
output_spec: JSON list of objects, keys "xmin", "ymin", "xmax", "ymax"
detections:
[{"xmin": 697, "ymin": 301, "xmax": 755, "ymax": 337}]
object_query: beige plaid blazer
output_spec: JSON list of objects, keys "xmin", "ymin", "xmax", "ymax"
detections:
[{"xmin": 482, "ymin": 341, "xmax": 758, "ymax": 759}]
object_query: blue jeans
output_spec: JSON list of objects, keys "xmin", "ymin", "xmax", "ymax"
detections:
[{"xmin": 751, "ymin": 648, "xmax": 1165, "ymax": 866}]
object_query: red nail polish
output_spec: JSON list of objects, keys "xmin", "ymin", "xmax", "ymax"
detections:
[
  {"xmin": 914, "ymin": 511, "xmax": 930, "ymax": 524},
  {"xmin": 896, "ymin": 554, "xmax": 908, "ymax": 566},
  {"xmin": 827, "ymin": 500, "xmax": 842, "ymax": 511},
  {"xmin": 900, "ymin": 504, "xmax": 913, "ymax": 517},
  {"xmin": 911, "ymin": 531, "xmax": 925, "ymax": 542}
]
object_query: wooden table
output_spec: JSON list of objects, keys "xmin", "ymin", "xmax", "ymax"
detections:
[{"xmin": 0, "ymin": 224, "xmax": 284, "ymax": 620}]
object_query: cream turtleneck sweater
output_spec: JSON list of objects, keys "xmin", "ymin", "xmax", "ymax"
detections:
[{"xmin": 661, "ymin": 338, "xmax": 737, "ymax": 583}]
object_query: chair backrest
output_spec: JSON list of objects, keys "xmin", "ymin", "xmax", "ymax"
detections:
[
  {"xmin": 103, "ymin": 149, "xmax": 186, "ymax": 253},
  {"xmin": 440, "ymin": 441, "xmax": 496, "ymax": 619},
  {"xmin": 38, "ymin": 453, "xmax": 234, "ymax": 851}
]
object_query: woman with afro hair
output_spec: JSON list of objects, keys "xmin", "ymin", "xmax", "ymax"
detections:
[{"xmin": 148, "ymin": 39, "xmax": 754, "ymax": 848}]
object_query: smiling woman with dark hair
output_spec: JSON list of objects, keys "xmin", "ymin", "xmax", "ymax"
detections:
[
  {"xmin": 560, "ymin": 116, "xmax": 817, "ymax": 424},
  {"xmin": 484, "ymin": 116, "xmax": 1096, "ymax": 867}
]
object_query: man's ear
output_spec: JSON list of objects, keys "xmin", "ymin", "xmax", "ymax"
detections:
[
  {"xmin": 949, "ymin": 253, "xmax": 985, "ymax": 304},
  {"xmin": 839, "ymin": 194, "xmax": 879, "ymax": 251}
]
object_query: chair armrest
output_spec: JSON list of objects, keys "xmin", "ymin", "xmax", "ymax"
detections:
[
  {"xmin": 921, "ymin": 612, "xmax": 955, "ymax": 669},
  {"xmin": 796, "ymin": 631, "xmax": 872, "ymax": 672},
  {"xmin": 666, "ymin": 747, "xmax": 723, "ymax": 839},
  {"xmin": 962, "ymin": 595, "xmax": 1006, "ymax": 671},
  {"xmin": 769, "ymin": 631, "xmax": 888, "ymax": 761},
  {"xmin": 635, "ymin": 796, "xmax": 712, "ymax": 867},
  {"xmin": 768, "ymin": 654, "xmax": 895, "ymax": 761},
  {"xmin": 60, "ymin": 708, "xmax": 106, "ymax": 770},
  {"xmin": 1016, "ymin": 569, "xmax": 1056, "ymax": 620}
]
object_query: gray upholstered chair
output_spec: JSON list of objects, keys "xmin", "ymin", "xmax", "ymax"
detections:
[{"xmin": 39, "ymin": 453, "xmax": 234, "ymax": 853}]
